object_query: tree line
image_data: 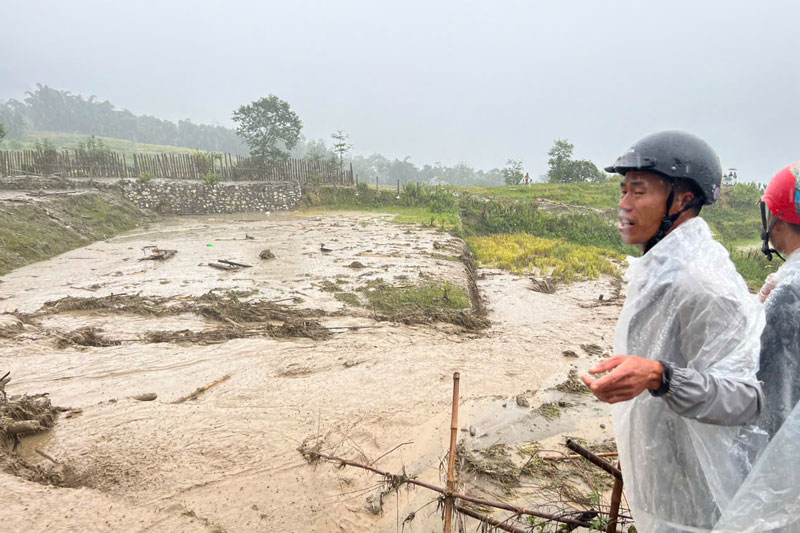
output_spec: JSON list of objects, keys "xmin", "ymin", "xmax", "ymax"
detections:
[
  {"xmin": 0, "ymin": 85, "xmax": 607, "ymax": 187},
  {"xmin": 0, "ymin": 84, "xmax": 248, "ymax": 154}
]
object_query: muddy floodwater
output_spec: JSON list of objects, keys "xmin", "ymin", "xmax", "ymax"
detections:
[{"xmin": 1, "ymin": 211, "xmax": 620, "ymax": 532}]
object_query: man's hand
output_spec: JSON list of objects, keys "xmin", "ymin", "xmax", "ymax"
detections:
[{"xmin": 581, "ymin": 355, "xmax": 664, "ymax": 404}]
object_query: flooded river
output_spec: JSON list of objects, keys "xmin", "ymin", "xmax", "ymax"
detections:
[{"xmin": 1, "ymin": 211, "xmax": 619, "ymax": 532}]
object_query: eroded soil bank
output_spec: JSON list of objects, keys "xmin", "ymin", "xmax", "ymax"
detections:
[{"xmin": 1, "ymin": 211, "xmax": 621, "ymax": 532}]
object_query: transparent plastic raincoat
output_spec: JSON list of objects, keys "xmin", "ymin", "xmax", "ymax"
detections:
[
  {"xmin": 712, "ymin": 251, "xmax": 800, "ymax": 532},
  {"xmin": 612, "ymin": 217, "xmax": 765, "ymax": 532}
]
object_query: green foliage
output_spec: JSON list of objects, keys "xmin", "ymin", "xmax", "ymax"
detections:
[
  {"xmin": 589, "ymin": 515, "xmax": 610, "ymax": 530},
  {"xmin": 302, "ymin": 183, "xmax": 461, "ymax": 229},
  {"xmin": 137, "ymin": 171, "xmax": 154, "ymax": 183},
  {"xmin": 201, "ymin": 172, "xmax": 221, "ymax": 186},
  {"xmin": 352, "ymin": 154, "xmax": 504, "ymax": 187},
  {"xmin": 192, "ymin": 150, "xmax": 223, "ymax": 175},
  {"xmin": 232, "ymin": 95, "xmax": 302, "ymax": 160},
  {"xmin": 502, "ymin": 159, "xmax": 524, "ymax": 185},
  {"xmin": 331, "ymin": 129, "xmax": 352, "ymax": 172},
  {"xmin": 0, "ymin": 122, "xmax": 5, "ymax": 143},
  {"xmin": 547, "ymin": 139, "xmax": 605, "ymax": 183},
  {"xmin": 77, "ymin": 135, "xmax": 111, "ymax": 156},
  {"xmin": 729, "ymin": 248, "xmax": 780, "ymax": 291},
  {"xmin": 359, "ymin": 280, "xmax": 470, "ymax": 315},
  {"xmin": 468, "ymin": 233, "xmax": 624, "ymax": 282},
  {"xmin": 464, "ymin": 181, "xmax": 620, "ymax": 207},
  {"xmin": 459, "ymin": 195, "xmax": 638, "ymax": 255},
  {"xmin": 34, "ymin": 137, "xmax": 57, "ymax": 155}
]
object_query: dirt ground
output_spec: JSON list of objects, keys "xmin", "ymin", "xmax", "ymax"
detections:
[{"xmin": 0, "ymin": 211, "xmax": 622, "ymax": 532}]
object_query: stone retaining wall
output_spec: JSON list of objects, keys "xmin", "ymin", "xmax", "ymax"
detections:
[{"xmin": 118, "ymin": 179, "xmax": 301, "ymax": 214}]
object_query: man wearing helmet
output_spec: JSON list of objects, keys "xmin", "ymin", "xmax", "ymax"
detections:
[
  {"xmin": 581, "ymin": 131, "xmax": 764, "ymax": 531},
  {"xmin": 707, "ymin": 165, "xmax": 800, "ymax": 531},
  {"xmin": 757, "ymin": 162, "xmax": 800, "ymax": 439}
]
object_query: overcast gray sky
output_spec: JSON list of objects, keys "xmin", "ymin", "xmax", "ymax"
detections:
[{"xmin": 2, "ymin": 0, "xmax": 798, "ymax": 181}]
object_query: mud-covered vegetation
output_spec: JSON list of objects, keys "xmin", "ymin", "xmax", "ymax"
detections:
[{"xmin": 0, "ymin": 192, "xmax": 148, "ymax": 275}]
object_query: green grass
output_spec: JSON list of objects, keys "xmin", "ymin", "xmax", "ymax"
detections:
[
  {"xmin": 727, "ymin": 248, "xmax": 781, "ymax": 292},
  {"xmin": 357, "ymin": 280, "xmax": 470, "ymax": 315},
  {"xmin": 4, "ymin": 132, "xmax": 200, "ymax": 158},
  {"xmin": 467, "ymin": 233, "xmax": 624, "ymax": 282},
  {"xmin": 0, "ymin": 192, "xmax": 147, "ymax": 275},
  {"xmin": 463, "ymin": 181, "xmax": 621, "ymax": 208}
]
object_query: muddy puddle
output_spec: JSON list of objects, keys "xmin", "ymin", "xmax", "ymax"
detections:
[{"xmin": 1, "ymin": 211, "xmax": 622, "ymax": 532}]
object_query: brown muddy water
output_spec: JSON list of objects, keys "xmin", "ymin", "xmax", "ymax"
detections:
[{"xmin": 1, "ymin": 211, "xmax": 621, "ymax": 532}]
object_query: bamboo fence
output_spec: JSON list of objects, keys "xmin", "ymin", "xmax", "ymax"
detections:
[{"xmin": 0, "ymin": 150, "xmax": 353, "ymax": 184}]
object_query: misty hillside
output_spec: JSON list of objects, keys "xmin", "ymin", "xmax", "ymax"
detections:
[{"xmin": 0, "ymin": 84, "xmax": 248, "ymax": 154}]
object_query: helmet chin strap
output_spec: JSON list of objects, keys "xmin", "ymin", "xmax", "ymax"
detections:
[
  {"xmin": 643, "ymin": 189, "xmax": 705, "ymax": 253},
  {"xmin": 761, "ymin": 201, "xmax": 785, "ymax": 262}
]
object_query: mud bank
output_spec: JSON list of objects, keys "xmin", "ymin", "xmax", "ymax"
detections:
[
  {"xmin": 0, "ymin": 189, "xmax": 149, "ymax": 275},
  {"xmin": 1, "ymin": 211, "xmax": 621, "ymax": 532}
]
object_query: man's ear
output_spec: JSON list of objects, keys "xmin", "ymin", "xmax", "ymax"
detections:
[{"xmin": 671, "ymin": 191, "xmax": 696, "ymax": 214}]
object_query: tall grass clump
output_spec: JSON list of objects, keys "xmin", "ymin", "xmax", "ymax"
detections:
[
  {"xmin": 728, "ymin": 248, "xmax": 780, "ymax": 291},
  {"xmin": 467, "ymin": 233, "xmax": 624, "ymax": 282}
]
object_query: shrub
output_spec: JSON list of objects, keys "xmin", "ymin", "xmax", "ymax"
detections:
[{"xmin": 201, "ymin": 172, "xmax": 221, "ymax": 186}]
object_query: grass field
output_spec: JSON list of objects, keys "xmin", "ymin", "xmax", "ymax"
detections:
[{"xmin": 3, "ymin": 132, "xmax": 200, "ymax": 158}]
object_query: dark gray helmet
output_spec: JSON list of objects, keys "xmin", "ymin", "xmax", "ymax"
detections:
[{"xmin": 605, "ymin": 130, "xmax": 722, "ymax": 205}]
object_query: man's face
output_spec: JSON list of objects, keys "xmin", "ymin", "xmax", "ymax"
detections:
[
  {"xmin": 768, "ymin": 211, "xmax": 788, "ymax": 254},
  {"xmin": 618, "ymin": 171, "xmax": 670, "ymax": 246}
]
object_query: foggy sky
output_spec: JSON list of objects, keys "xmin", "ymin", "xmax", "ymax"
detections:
[{"xmin": 2, "ymin": 0, "xmax": 799, "ymax": 182}]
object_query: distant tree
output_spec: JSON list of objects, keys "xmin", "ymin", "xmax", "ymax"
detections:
[
  {"xmin": 546, "ymin": 139, "xmax": 604, "ymax": 183},
  {"xmin": 502, "ymin": 159, "xmax": 524, "ymax": 185},
  {"xmin": 547, "ymin": 139, "xmax": 576, "ymax": 182},
  {"xmin": 331, "ymin": 130, "xmax": 352, "ymax": 173},
  {"xmin": 232, "ymin": 95, "xmax": 302, "ymax": 160},
  {"xmin": 0, "ymin": 122, "xmax": 5, "ymax": 144},
  {"xmin": 303, "ymin": 139, "xmax": 332, "ymax": 161}
]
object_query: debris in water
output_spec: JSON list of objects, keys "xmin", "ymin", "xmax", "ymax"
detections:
[
  {"xmin": 347, "ymin": 261, "xmax": 367, "ymax": 269},
  {"xmin": 55, "ymin": 327, "xmax": 120, "ymax": 349},
  {"xmin": 554, "ymin": 369, "xmax": 591, "ymax": 395},
  {"xmin": 515, "ymin": 394, "xmax": 530, "ymax": 408},
  {"xmin": 139, "ymin": 246, "xmax": 177, "ymax": 261},
  {"xmin": 580, "ymin": 343, "xmax": 604, "ymax": 356},
  {"xmin": 562, "ymin": 349, "xmax": 579, "ymax": 358},
  {"xmin": 172, "ymin": 374, "xmax": 231, "ymax": 404},
  {"xmin": 209, "ymin": 262, "xmax": 238, "ymax": 271},
  {"xmin": 534, "ymin": 400, "xmax": 572, "ymax": 420},
  {"xmin": 259, "ymin": 249, "xmax": 276, "ymax": 260},
  {"xmin": 529, "ymin": 277, "xmax": 556, "ymax": 294},
  {"xmin": 218, "ymin": 258, "xmax": 252, "ymax": 268},
  {"xmin": 131, "ymin": 393, "xmax": 157, "ymax": 402}
]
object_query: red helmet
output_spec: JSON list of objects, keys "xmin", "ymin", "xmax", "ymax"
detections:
[{"xmin": 762, "ymin": 162, "xmax": 800, "ymax": 225}]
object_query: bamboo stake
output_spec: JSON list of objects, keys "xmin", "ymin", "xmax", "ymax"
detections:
[
  {"xmin": 607, "ymin": 463, "xmax": 623, "ymax": 533},
  {"xmin": 444, "ymin": 371, "xmax": 460, "ymax": 533}
]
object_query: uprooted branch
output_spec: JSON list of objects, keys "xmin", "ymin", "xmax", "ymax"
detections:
[{"xmin": 298, "ymin": 443, "xmax": 594, "ymax": 529}]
